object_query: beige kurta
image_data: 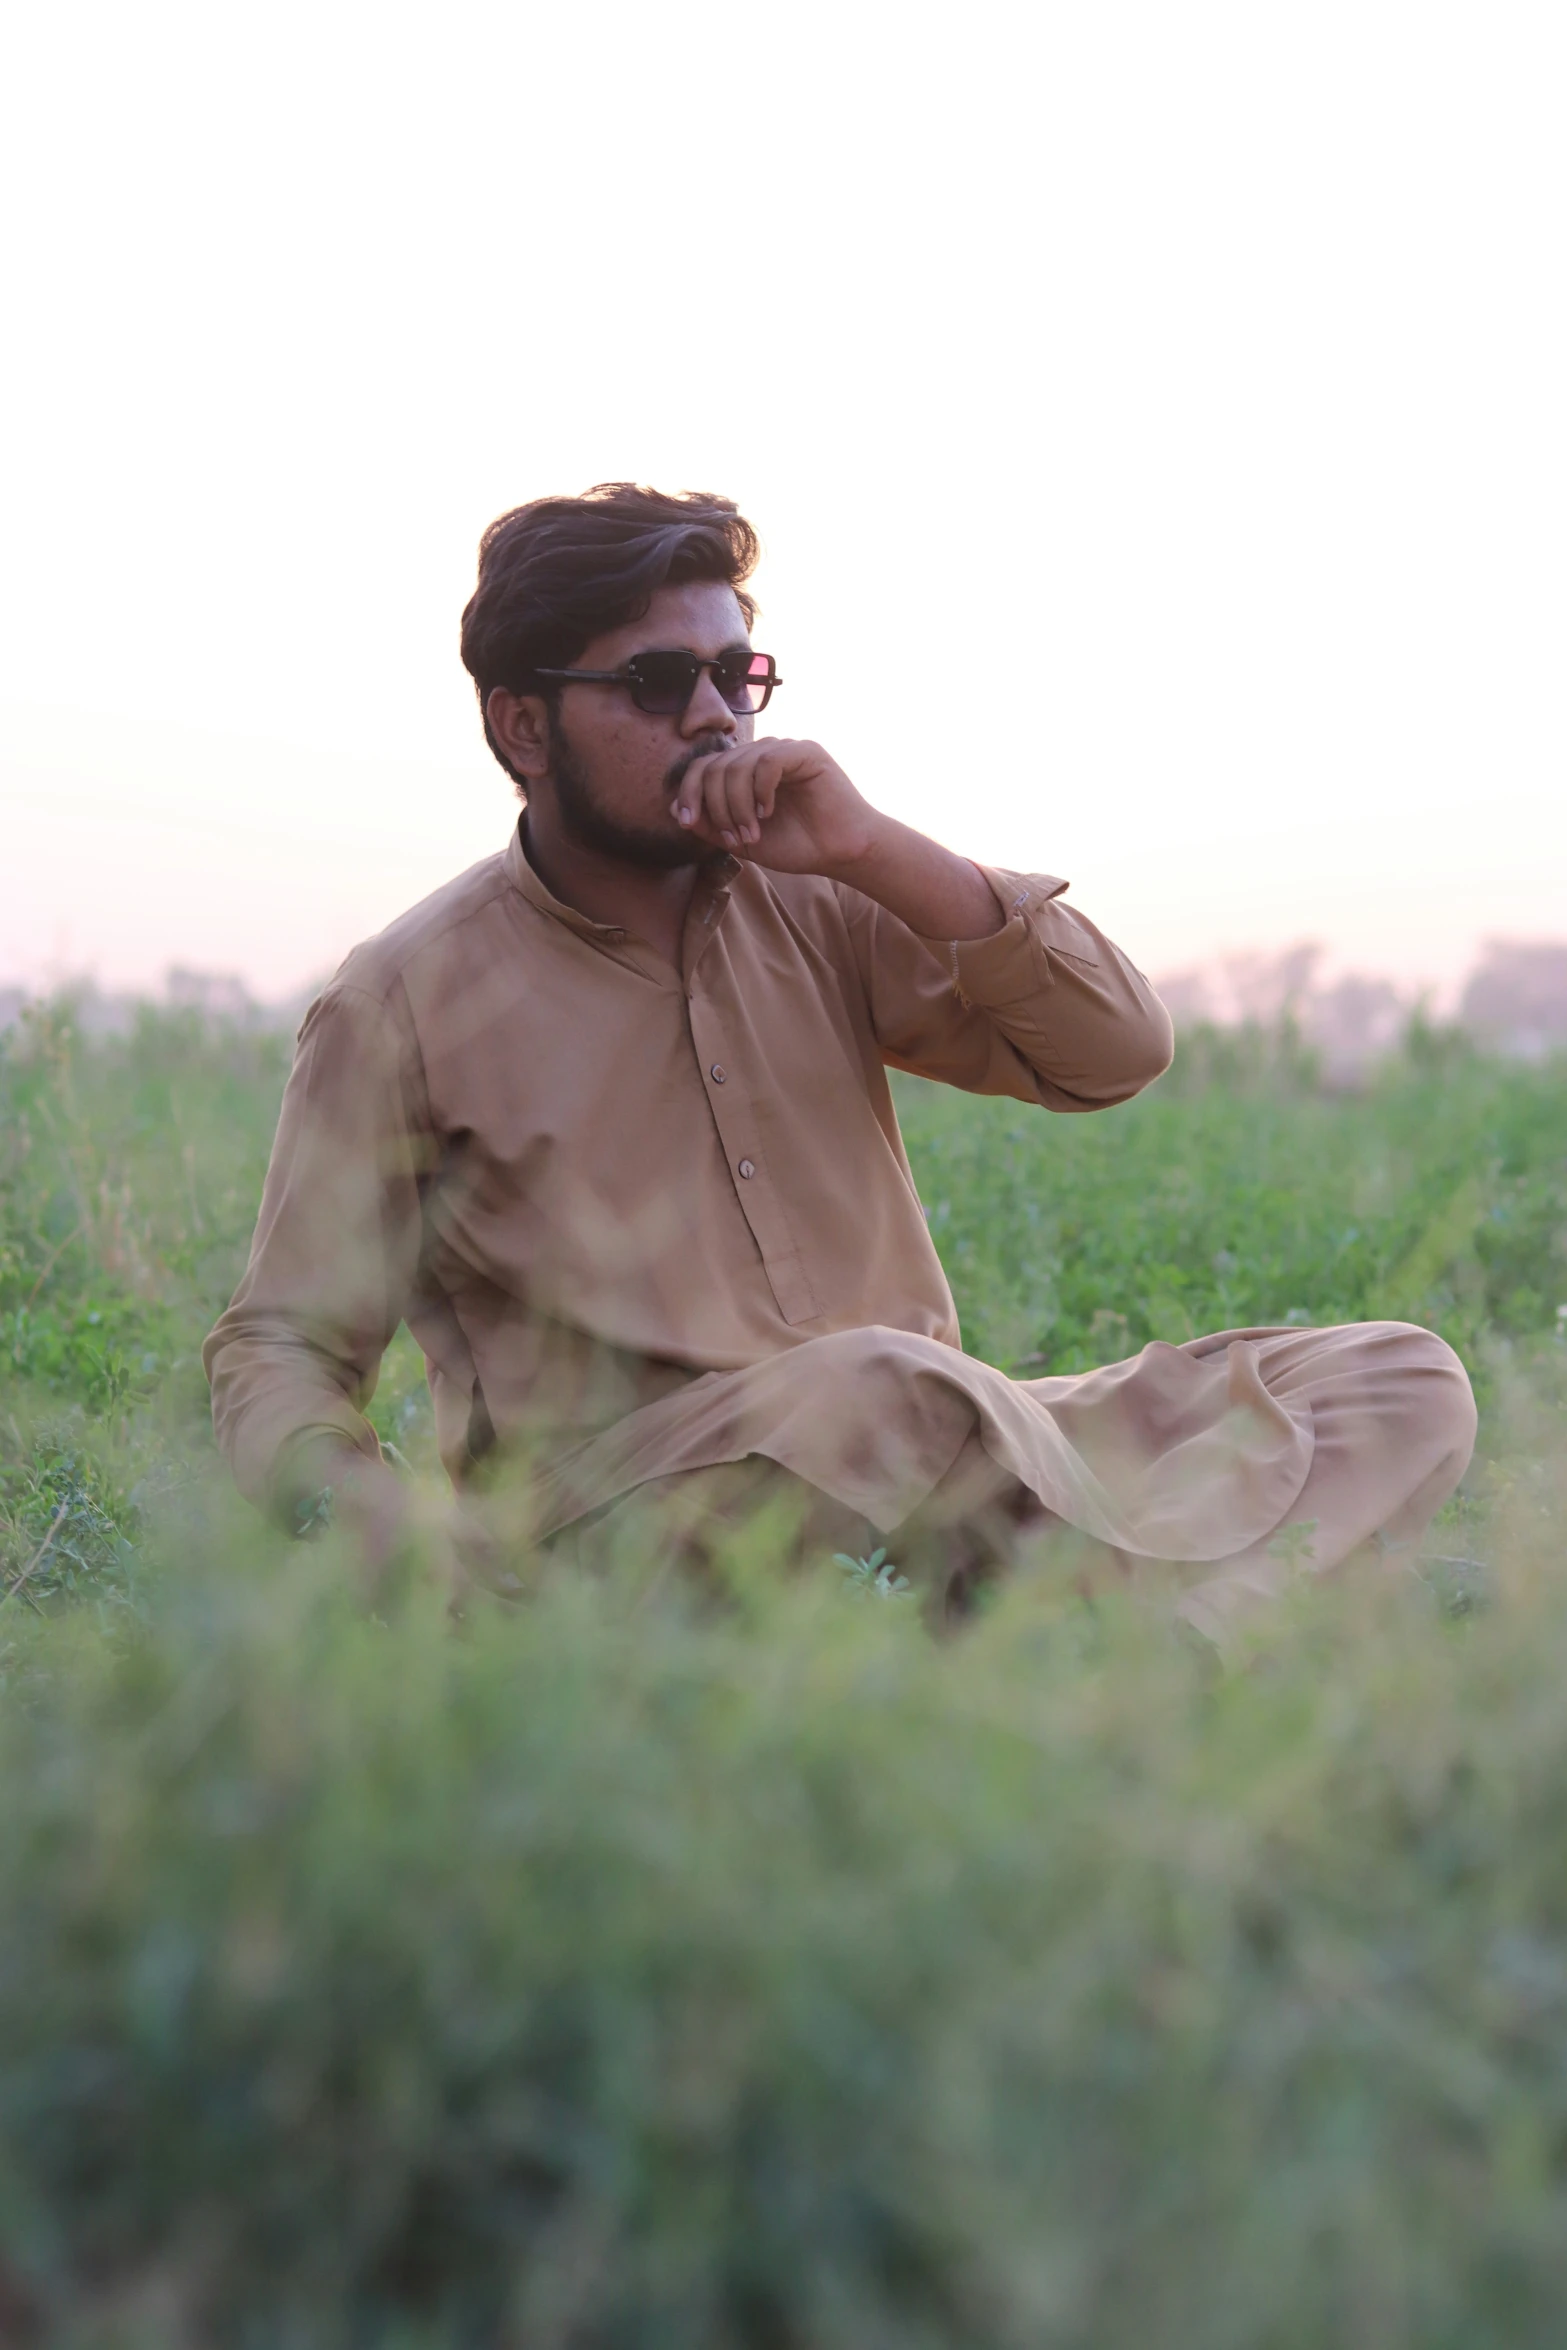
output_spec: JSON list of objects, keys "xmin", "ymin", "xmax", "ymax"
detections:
[{"xmin": 205, "ymin": 824, "xmax": 1475, "ymax": 1577}]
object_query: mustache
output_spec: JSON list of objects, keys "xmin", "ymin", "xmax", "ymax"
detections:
[{"xmin": 664, "ymin": 732, "xmax": 735, "ymax": 794}]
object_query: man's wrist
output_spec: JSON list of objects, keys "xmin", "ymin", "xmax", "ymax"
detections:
[
  {"xmin": 821, "ymin": 815, "xmax": 1005, "ymax": 941},
  {"xmin": 811, "ymin": 806, "xmax": 892, "ymax": 888}
]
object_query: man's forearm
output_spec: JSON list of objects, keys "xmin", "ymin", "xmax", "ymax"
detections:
[{"xmin": 820, "ymin": 814, "xmax": 1004, "ymax": 941}]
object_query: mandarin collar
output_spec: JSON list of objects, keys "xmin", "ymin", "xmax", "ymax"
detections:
[{"xmin": 503, "ymin": 817, "xmax": 740, "ymax": 945}]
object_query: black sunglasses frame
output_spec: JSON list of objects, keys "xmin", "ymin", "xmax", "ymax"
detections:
[{"xmin": 528, "ymin": 648, "xmax": 781, "ymax": 716}]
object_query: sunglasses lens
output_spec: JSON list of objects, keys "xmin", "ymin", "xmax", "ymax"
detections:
[
  {"xmin": 626, "ymin": 653, "xmax": 700, "ymax": 714},
  {"xmin": 624, "ymin": 651, "xmax": 775, "ymax": 714},
  {"xmin": 715, "ymin": 652, "xmax": 774, "ymax": 713}
]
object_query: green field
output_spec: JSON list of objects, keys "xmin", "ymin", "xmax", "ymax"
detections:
[{"xmin": 2, "ymin": 1000, "xmax": 1565, "ymax": 2345}]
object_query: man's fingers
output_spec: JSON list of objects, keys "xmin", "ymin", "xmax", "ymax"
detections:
[
  {"xmin": 699, "ymin": 758, "xmax": 738, "ymax": 847},
  {"xmin": 673, "ymin": 750, "xmax": 738, "ymax": 836},
  {"xmin": 675, "ymin": 750, "xmax": 755, "ymax": 848},
  {"xmin": 672, "ymin": 754, "xmax": 711, "ymax": 829},
  {"xmin": 720, "ymin": 759, "xmax": 761, "ymax": 845},
  {"xmin": 673, "ymin": 743, "xmax": 798, "ymax": 847},
  {"xmin": 751, "ymin": 750, "xmax": 785, "ymax": 827}
]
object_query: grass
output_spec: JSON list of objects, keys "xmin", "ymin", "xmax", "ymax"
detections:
[{"xmin": 0, "ymin": 996, "xmax": 1564, "ymax": 2344}]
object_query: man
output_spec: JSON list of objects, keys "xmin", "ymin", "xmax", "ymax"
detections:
[{"xmin": 205, "ymin": 483, "xmax": 1476, "ymax": 1635}]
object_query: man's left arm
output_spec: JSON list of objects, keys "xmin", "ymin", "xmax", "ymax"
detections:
[
  {"xmin": 671, "ymin": 738, "xmax": 1174, "ymax": 1111},
  {"xmin": 843, "ymin": 846, "xmax": 1174, "ymax": 1111}
]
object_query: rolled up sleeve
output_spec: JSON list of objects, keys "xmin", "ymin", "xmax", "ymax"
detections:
[
  {"xmin": 842, "ymin": 865, "xmax": 1174, "ymax": 1112},
  {"xmin": 202, "ymin": 975, "xmax": 431, "ymax": 1513}
]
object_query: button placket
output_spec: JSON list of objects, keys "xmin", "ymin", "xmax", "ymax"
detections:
[
  {"xmin": 690, "ymin": 1002, "xmax": 761, "ymax": 1196},
  {"xmin": 686, "ymin": 983, "xmax": 820, "ymax": 1324}
]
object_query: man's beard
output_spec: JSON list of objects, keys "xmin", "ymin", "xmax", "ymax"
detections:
[{"xmin": 546, "ymin": 726, "xmax": 732, "ymax": 872}]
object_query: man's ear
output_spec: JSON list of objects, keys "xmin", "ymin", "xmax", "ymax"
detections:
[{"xmin": 486, "ymin": 688, "xmax": 553, "ymax": 783}]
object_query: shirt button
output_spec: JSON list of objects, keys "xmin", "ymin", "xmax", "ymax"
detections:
[
  {"xmin": 738, "ymin": 1158, "xmax": 756, "ymax": 1179},
  {"xmin": 710, "ymin": 1064, "xmax": 727, "ymax": 1083}
]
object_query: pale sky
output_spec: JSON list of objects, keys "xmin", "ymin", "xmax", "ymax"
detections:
[{"xmin": 3, "ymin": 0, "xmax": 1563, "ymax": 1001}]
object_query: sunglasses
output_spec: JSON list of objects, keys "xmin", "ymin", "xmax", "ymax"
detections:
[{"xmin": 529, "ymin": 647, "xmax": 781, "ymax": 717}]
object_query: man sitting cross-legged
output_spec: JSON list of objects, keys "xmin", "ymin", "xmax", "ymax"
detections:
[{"xmin": 204, "ymin": 484, "xmax": 1477, "ymax": 1637}]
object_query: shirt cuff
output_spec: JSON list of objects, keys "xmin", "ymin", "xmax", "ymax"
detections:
[
  {"xmin": 249, "ymin": 1405, "xmax": 383, "ymax": 1518},
  {"xmin": 917, "ymin": 866, "xmax": 1071, "ymax": 1007}
]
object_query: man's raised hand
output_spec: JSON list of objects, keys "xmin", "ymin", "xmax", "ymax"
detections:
[
  {"xmin": 670, "ymin": 738, "xmax": 878, "ymax": 877},
  {"xmin": 672, "ymin": 734, "xmax": 1007, "ymax": 942}
]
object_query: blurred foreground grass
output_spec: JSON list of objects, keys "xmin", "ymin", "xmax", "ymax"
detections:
[{"xmin": 0, "ymin": 1000, "xmax": 1565, "ymax": 2345}]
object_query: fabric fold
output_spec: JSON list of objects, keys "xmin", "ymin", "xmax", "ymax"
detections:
[{"xmin": 527, "ymin": 1325, "xmax": 1316, "ymax": 1564}]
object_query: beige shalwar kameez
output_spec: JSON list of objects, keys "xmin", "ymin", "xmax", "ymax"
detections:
[{"xmin": 204, "ymin": 824, "xmax": 1476, "ymax": 1620}]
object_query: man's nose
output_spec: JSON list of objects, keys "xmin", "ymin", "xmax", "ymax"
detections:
[{"xmin": 681, "ymin": 668, "xmax": 737, "ymax": 737}]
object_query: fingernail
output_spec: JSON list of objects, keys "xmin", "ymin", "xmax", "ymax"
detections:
[
  {"xmin": 677, "ymin": 807, "xmax": 692, "ymax": 825},
  {"xmin": 722, "ymin": 830, "xmax": 737, "ymax": 847}
]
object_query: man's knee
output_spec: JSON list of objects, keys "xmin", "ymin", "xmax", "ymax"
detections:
[
  {"xmin": 1340, "ymin": 1323, "xmax": 1477, "ymax": 1542},
  {"xmin": 1374, "ymin": 1321, "xmax": 1478, "ymax": 1457}
]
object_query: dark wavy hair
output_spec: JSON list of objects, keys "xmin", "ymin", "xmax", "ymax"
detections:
[{"xmin": 460, "ymin": 482, "xmax": 760, "ymax": 783}]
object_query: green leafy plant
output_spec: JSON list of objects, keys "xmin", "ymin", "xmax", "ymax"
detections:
[
  {"xmin": 833, "ymin": 1543, "xmax": 913, "ymax": 1599},
  {"xmin": 0, "ymin": 1003, "xmax": 1563, "ymax": 2344}
]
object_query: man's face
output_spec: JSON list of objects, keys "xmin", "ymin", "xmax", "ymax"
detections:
[{"xmin": 546, "ymin": 578, "xmax": 757, "ymax": 871}]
